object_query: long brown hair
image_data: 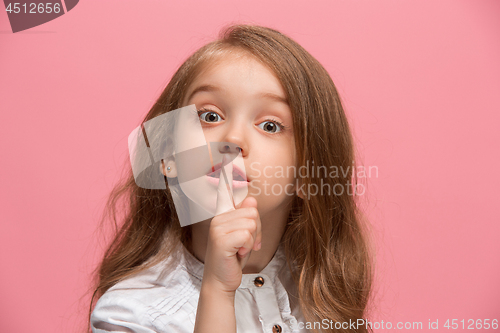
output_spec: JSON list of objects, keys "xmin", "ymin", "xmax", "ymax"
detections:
[{"xmin": 88, "ymin": 24, "xmax": 374, "ymax": 333}]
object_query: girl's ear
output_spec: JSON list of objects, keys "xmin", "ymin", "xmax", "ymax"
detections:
[
  {"xmin": 160, "ymin": 159, "xmax": 177, "ymax": 178},
  {"xmin": 159, "ymin": 136, "xmax": 177, "ymax": 178}
]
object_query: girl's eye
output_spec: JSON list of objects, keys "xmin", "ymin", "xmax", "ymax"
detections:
[
  {"xmin": 257, "ymin": 120, "xmax": 283, "ymax": 133},
  {"xmin": 197, "ymin": 108, "xmax": 285, "ymax": 134},
  {"xmin": 198, "ymin": 109, "xmax": 222, "ymax": 123}
]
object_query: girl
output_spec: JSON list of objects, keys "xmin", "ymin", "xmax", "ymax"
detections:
[{"xmin": 88, "ymin": 24, "xmax": 373, "ymax": 333}]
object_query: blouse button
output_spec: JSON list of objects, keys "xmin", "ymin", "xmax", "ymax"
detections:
[
  {"xmin": 254, "ymin": 276, "xmax": 265, "ymax": 287},
  {"xmin": 272, "ymin": 324, "xmax": 282, "ymax": 333}
]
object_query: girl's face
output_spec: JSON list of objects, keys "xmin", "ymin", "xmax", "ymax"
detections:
[{"xmin": 180, "ymin": 52, "xmax": 297, "ymax": 219}]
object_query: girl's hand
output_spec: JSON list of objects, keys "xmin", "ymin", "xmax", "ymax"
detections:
[{"xmin": 202, "ymin": 156, "xmax": 262, "ymax": 295}]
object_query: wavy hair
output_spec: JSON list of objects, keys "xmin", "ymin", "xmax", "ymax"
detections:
[{"xmin": 88, "ymin": 24, "xmax": 374, "ymax": 333}]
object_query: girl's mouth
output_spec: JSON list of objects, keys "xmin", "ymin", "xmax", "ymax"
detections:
[{"xmin": 205, "ymin": 163, "xmax": 249, "ymax": 189}]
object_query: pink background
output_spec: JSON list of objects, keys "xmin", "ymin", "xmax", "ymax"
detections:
[{"xmin": 1, "ymin": 0, "xmax": 499, "ymax": 332}]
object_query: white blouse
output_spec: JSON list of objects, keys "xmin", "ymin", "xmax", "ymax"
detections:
[{"xmin": 91, "ymin": 242, "xmax": 310, "ymax": 333}]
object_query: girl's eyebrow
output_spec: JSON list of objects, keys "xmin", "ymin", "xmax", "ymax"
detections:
[
  {"xmin": 187, "ymin": 84, "xmax": 221, "ymax": 102},
  {"xmin": 187, "ymin": 84, "xmax": 289, "ymax": 106}
]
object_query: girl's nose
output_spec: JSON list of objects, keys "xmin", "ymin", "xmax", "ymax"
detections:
[
  {"xmin": 218, "ymin": 120, "xmax": 248, "ymax": 156},
  {"xmin": 218, "ymin": 142, "xmax": 242, "ymax": 155}
]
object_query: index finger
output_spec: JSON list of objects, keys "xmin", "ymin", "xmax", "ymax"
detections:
[
  {"xmin": 245, "ymin": 197, "xmax": 261, "ymax": 251},
  {"xmin": 215, "ymin": 154, "xmax": 235, "ymax": 216}
]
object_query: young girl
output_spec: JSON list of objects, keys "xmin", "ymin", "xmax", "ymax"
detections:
[{"xmin": 89, "ymin": 24, "xmax": 373, "ymax": 333}]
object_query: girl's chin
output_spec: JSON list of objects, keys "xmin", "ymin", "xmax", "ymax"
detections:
[{"xmin": 182, "ymin": 183, "xmax": 248, "ymax": 213}]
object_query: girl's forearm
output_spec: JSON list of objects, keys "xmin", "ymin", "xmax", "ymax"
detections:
[{"xmin": 193, "ymin": 280, "xmax": 237, "ymax": 333}]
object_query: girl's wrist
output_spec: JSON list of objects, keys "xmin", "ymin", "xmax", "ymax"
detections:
[{"xmin": 200, "ymin": 277, "xmax": 237, "ymax": 300}]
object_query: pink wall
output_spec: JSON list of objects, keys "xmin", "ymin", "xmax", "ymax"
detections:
[{"xmin": 1, "ymin": 0, "xmax": 499, "ymax": 332}]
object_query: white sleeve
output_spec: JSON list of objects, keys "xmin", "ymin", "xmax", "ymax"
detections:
[{"xmin": 91, "ymin": 292, "xmax": 185, "ymax": 333}]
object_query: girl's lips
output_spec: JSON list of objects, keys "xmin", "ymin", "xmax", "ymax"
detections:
[
  {"xmin": 206, "ymin": 162, "xmax": 249, "ymax": 182},
  {"xmin": 205, "ymin": 174, "xmax": 249, "ymax": 189},
  {"xmin": 205, "ymin": 162, "xmax": 250, "ymax": 189}
]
